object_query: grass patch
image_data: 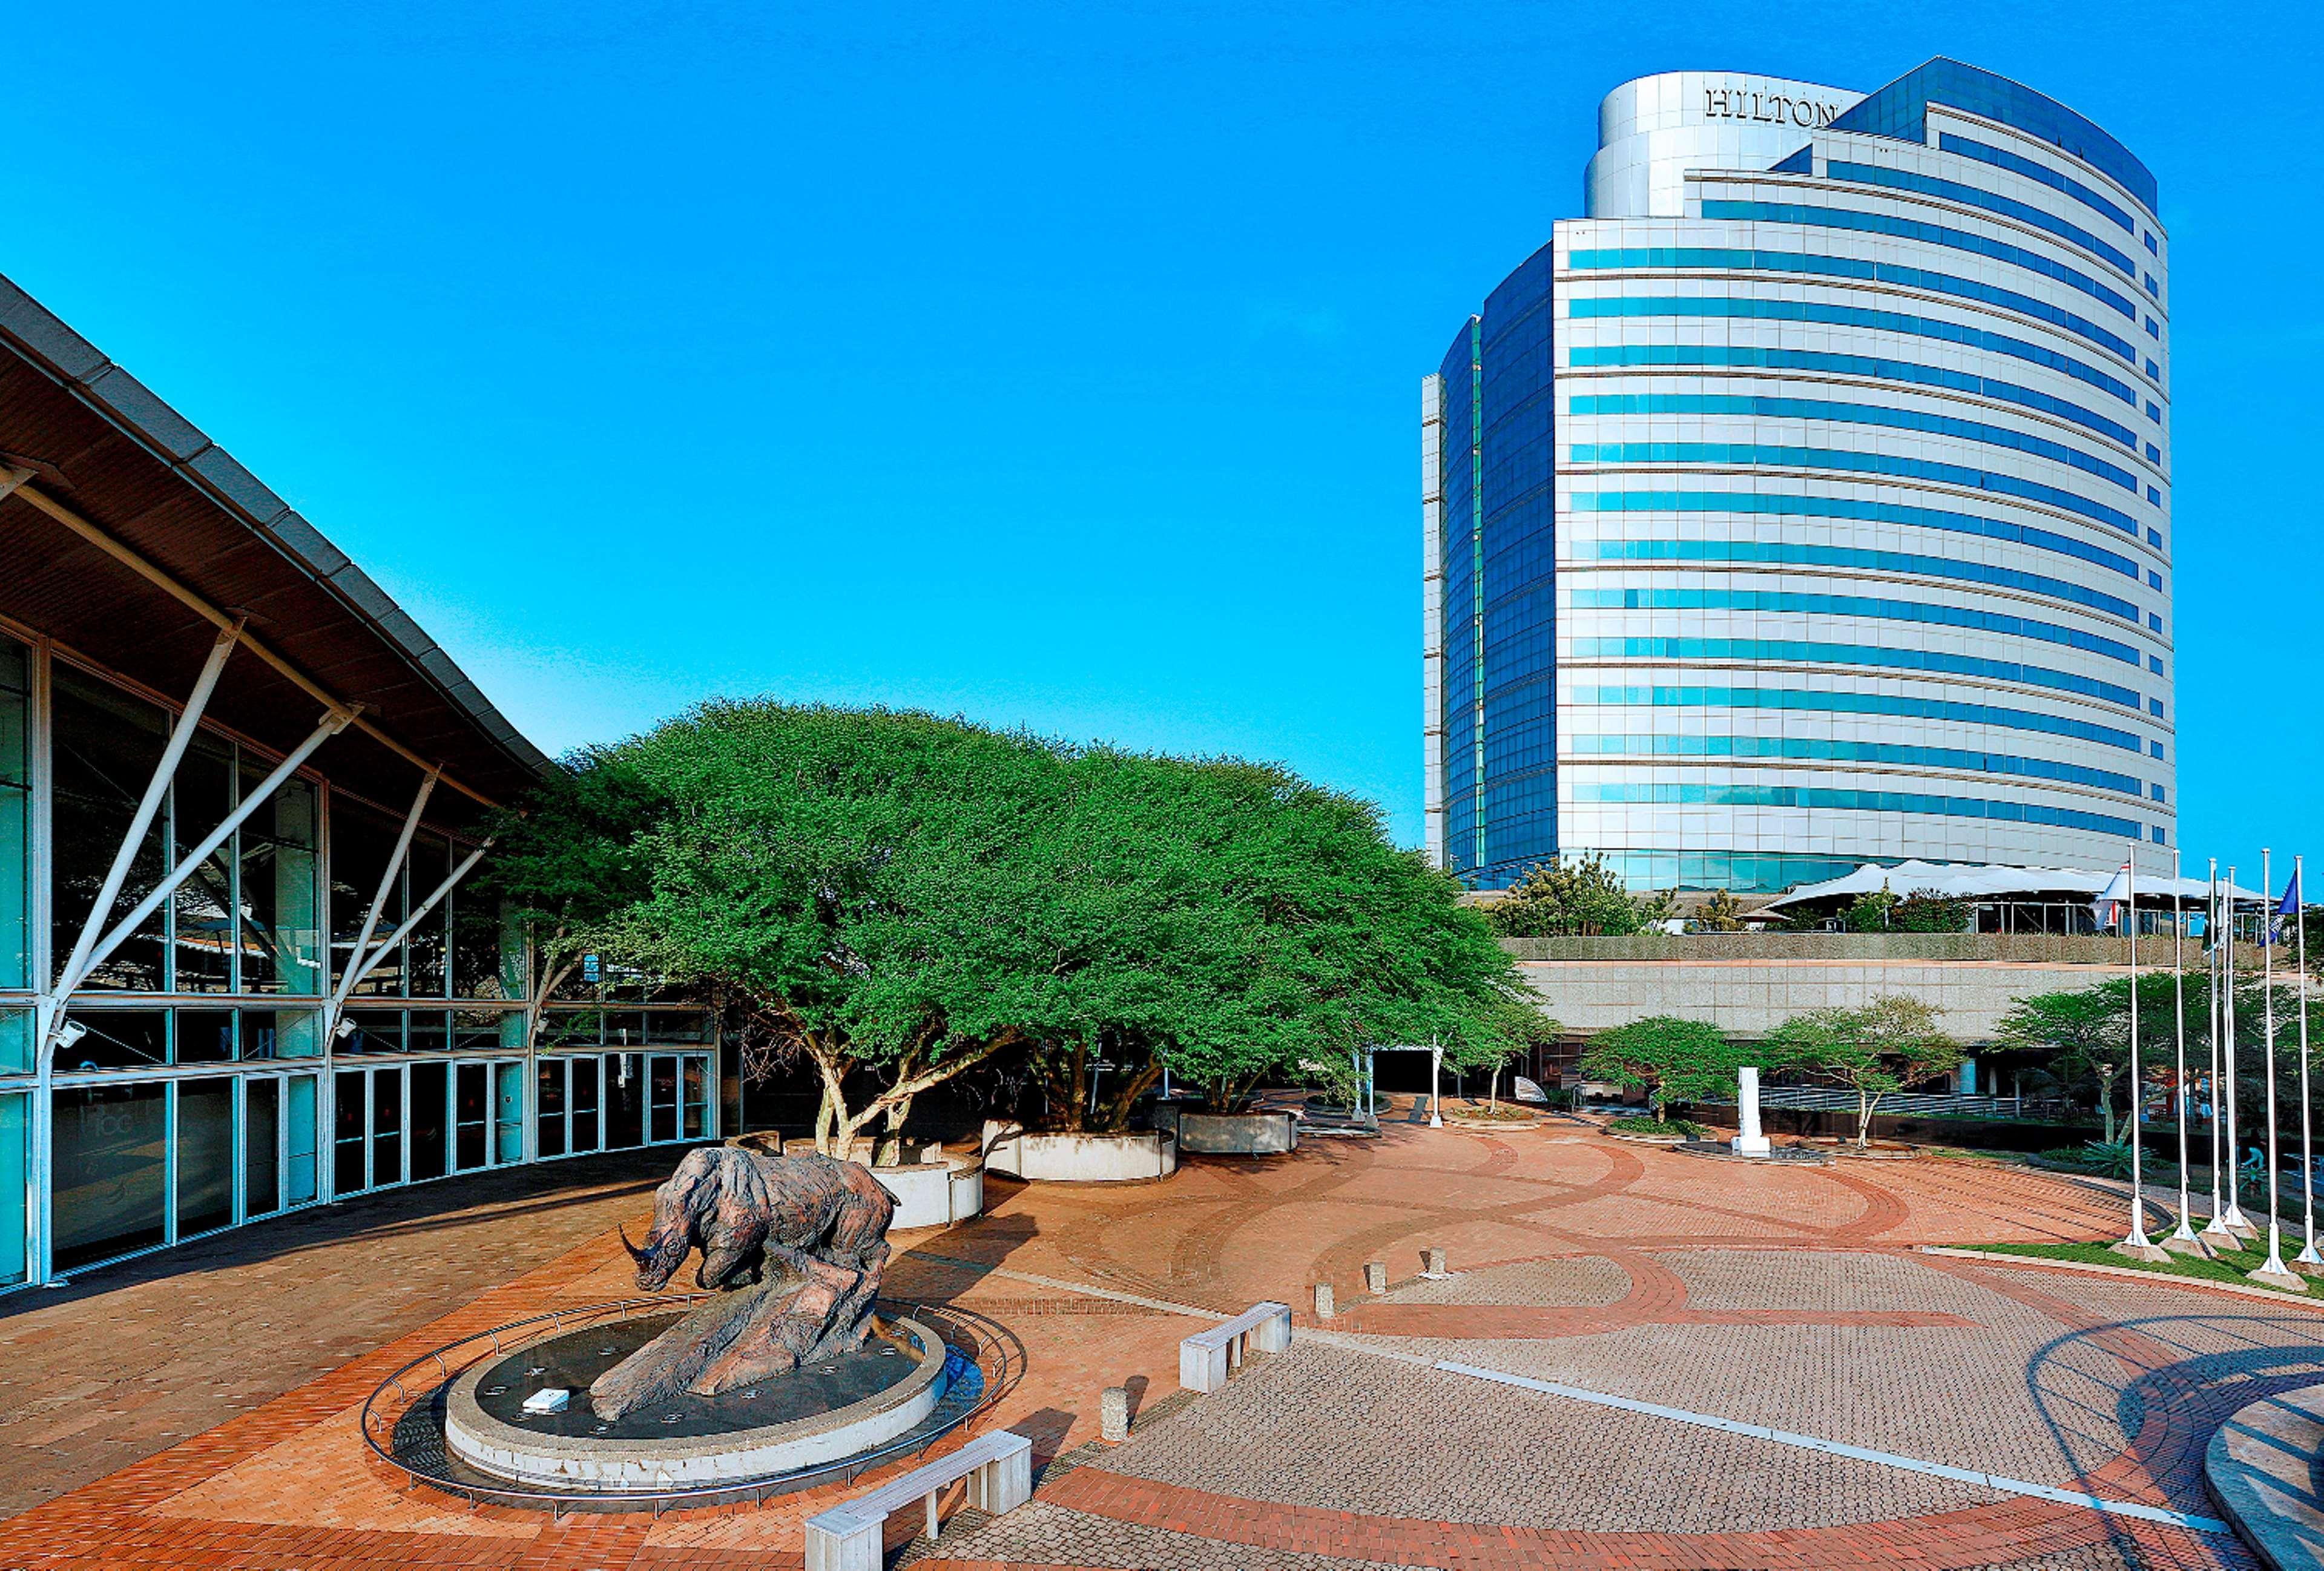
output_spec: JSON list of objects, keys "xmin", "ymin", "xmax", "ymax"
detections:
[
  {"xmin": 1607, "ymin": 1115, "xmax": 1706, "ymax": 1139},
  {"xmin": 1954, "ymin": 1239, "xmax": 2316, "ymax": 1294},
  {"xmin": 1450, "ymin": 1104, "xmax": 1540, "ymax": 1123}
]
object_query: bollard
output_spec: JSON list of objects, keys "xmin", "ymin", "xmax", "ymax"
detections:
[
  {"xmin": 1313, "ymin": 1282, "xmax": 1335, "ymax": 1320},
  {"xmin": 1364, "ymin": 1262, "xmax": 1387, "ymax": 1294},
  {"xmin": 1100, "ymin": 1386, "xmax": 1130, "ymax": 1443},
  {"xmin": 1422, "ymin": 1247, "xmax": 1449, "ymax": 1279}
]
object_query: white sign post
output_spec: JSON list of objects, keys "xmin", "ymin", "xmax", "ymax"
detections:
[{"xmin": 1732, "ymin": 1066, "xmax": 1771, "ymax": 1156}]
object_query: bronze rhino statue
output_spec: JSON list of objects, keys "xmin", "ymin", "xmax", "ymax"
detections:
[{"xmin": 590, "ymin": 1144, "xmax": 898, "ymax": 1420}]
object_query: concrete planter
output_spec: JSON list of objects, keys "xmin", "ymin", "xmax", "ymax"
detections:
[
  {"xmin": 1811, "ymin": 1138, "xmax": 1923, "ymax": 1161},
  {"xmin": 1151, "ymin": 1102, "xmax": 1300, "ymax": 1156},
  {"xmin": 873, "ymin": 1156, "xmax": 987, "ymax": 1228},
  {"xmin": 980, "ymin": 1122, "xmax": 1178, "ymax": 1182},
  {"xmin": 1446, "ymin": 1110, "xmax": 1542, "ymax": 1130},
  {"xmin": 728, "ymin": 1131, "xmax": 985, "ymax": 1227}
]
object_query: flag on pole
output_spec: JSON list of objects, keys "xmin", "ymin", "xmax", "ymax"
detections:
[
  {"xmin": 2271, "ymin": 865, "xmax": 2305, "ymax": 946},
  {"xmin": 2095, "ymin": 861, "xmax": 2131, "ymax": 931}
]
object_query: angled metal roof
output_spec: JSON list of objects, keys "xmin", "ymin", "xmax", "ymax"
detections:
[{"xmin": 0, "ymin": 268, "xmax": 551, "ymax": 809}]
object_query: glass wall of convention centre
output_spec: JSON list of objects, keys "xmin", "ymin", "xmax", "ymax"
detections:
[
  {"xmin": 0, "ymin": 625, "xmax": 716, "ymax": 1289},
  {"xmin": 1423, "ymin": 59, "xmax": 2176, "ymax": 892}
]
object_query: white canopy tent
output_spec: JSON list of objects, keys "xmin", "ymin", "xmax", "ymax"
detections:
[{"xmin": 1759, "ymin": 861, "xmax": 2267, "ymax": 913}]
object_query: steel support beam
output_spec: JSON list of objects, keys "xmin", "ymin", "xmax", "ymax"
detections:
[
  {"xmin": 6, "ymin": 470, "xmax": 502, "ymax": 809},
  {"xmin": 340, "ymin": 838, "xmax": 493, "ymax": 1007},
  {"xmin": 49, "ymin": 619, "xmax": 243, "ymax": 999},
  {"xmin": 326, "ymin": 768, "xmax": 439, "ymax": 1023},
  {"xmin": 28, "ymin": 703, "xmax": 355, "ymax": 1285}
]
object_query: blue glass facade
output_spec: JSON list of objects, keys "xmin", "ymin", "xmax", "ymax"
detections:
[{"xmin": 1423, "ymin": 61, "xmax": 2172, "ymax": 890}]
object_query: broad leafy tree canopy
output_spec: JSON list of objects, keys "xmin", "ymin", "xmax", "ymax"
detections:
[{"xmin": 490, "ymin": 702, "xmax": 1533, "ymax": 1138}]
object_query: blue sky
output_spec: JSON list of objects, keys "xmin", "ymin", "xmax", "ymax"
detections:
[{"xmin": 10, "ymin": 1, "xmax": 2316, "ymax": 868}]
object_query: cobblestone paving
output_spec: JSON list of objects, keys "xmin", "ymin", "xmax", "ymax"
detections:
[
  {"xmin": 0, "ymin": 1144, "xmax": 677, "ymax": 1518},
  {"xmin": 1375, "ymin": 1255, "xmax": 1631, "ymax": 1307},
  {"xmin": 0, "ymin": 1109, "xmax": 2296, "ymax": 1568},
  {"xmin": 1086, "ymin": 1339, "xmax": 2010, "ymax": 1532}
]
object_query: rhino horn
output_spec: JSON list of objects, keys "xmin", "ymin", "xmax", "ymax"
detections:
[{"xmin": 619, "ymin": 1224, "xmax": 650, "ymax": 1266}]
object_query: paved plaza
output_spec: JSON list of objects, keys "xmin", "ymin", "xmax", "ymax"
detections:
[{"xmin": 2, "ymin": 1111, "xmax": 2316, "ymax": 1569}]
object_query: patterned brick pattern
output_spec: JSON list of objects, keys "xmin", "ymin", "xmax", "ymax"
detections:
[{"xmin": 0, "ymin": 1112, "xmax": 2301, "ymax": 1569}]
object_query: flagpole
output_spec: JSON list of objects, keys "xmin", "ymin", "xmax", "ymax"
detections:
[
  {"xmin": 2253, "ymin": 848, "xmax": 2300, "ymax": 1286},
  {"xmin": 2296, "ymin": 854, "xmax": 2318, "ymax": 1271},
  {"xmin": 2202, "ymin": 859, "xmax": 2235, "ymax": 1245},
  {"xmin": 2165, "ymin": 849, "xmax": 2201, "ymax": 1253},
  {"xmin": 2118, "ymin": 846, "xmax": 2159, "ymax": 1258},
  {"xmin": 2225, "ymin": 863, "xmax": 2254, "ymax": 1236}
]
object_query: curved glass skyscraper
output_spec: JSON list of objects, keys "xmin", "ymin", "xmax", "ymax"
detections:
[{"xmin": 1422, "ymin": 59, "xmax": 2173, "ymax": 892}]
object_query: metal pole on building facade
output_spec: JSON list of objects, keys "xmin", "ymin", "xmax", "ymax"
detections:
[
  {"xmin": 2165, "ymin": 850, "xmax": 2201, "ymax": 1253},
  {"xmin": 2224, "ymin": 866, "xmax": 2254, "ymax": 1236},
  {"xmin": 2296, "ymin": 854, "xmax": 2319, "ymax": 1271},
  {"xmin": 2253, "ymin": 850, "xmax": 2301, "ymax": 1287},
  {"xmin": 2118, "ymin": 849, "xmax": 2158, "ymax": 1257},
  {"xmin": 2203, "ymin": 861, "xmax": 2234, "ymax": 1245}
]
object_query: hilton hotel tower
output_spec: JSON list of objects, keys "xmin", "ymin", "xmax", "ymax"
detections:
[{"xmin": 1421, "ymin": 59, "xmax": 2173, "ymax": 892}]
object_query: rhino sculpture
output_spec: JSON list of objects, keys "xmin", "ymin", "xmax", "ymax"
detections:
[{"xmin": 590, "ymin": 1144, "xmax": 896, "ymax": 1421}]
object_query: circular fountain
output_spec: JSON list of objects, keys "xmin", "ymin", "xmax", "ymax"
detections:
[
  {"xmin": 441, "ymin": 1310, "xmax": 951, "ymax": 1490},
  {"xmin": 365, "ymin": 1142, "xmax": 1012, "ymax": 1509}
]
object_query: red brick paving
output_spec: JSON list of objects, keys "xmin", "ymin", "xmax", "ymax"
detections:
[{"xmin": 0, "ymin": 1110, "xmax": 2301, "ymax": 1567}]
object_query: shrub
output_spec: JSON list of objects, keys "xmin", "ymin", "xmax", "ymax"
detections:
[
  {"xmin": 1694, "ymin": 889, "xmax": 1745, "ymax": 932},
  {"xmin": 1489, "ymin": 854, "xmax": 1671, "ymax": 938},
  {"xmin": 1892, "ymin": 888, "xmax": 1970, "ymax": 933},
  {"xmin": 1608, "ymin": 1115, "xmax": 1706, "ymax": 1138}
]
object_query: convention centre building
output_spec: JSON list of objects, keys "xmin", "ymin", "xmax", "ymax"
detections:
[
  {"xmin": 1421, "ymin": 59, "xmax": 2176, "ymax": 892},
  {"xmin": 0, "ymin": 273, "xmax": 720, "ymax": 1292}
]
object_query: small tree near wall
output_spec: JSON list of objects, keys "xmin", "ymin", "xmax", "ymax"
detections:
[
  {"xmin": 1766, "ymin": 995, "xmax": 1963, "ymax": 1147},
  {"xmin": 1579, "ymin": 1016, "xmax": 1737, "ymax": 1121}
]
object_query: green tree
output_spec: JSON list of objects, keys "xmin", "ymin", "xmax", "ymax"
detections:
[
  {"xmin": 1891, "ymin": 889, "xmax": 1970, "ymax": 934},
  {"xmin": 597, "ymin": 703, "xmax": 1077, "ymax": 1158},
  {"xmin": 480, "ymin": 748, "xmax": 668, "ymax": 1051},
  {"xmin": 1765, "ymin": 995, "xmax": 1963, "ymax": 1147},
  {"xmin": 1443, "ymin": 996, "xmax": 1562, "ymax": 1109},
  {"xmin": 1579, "ymin": 1016, "xmax": 1736, "ymax": 1121},
  {"xmin": 1842, "ymin": 889, "xmax": 1898, "ymax": 932},
  {"xmin": 1028, "ymin": 748, "xmax": 1536, "ymax": 1125},
  {"xmin": 1489, "ymin": 854, "xmax": 1671, "ymax": 938},
  {"xmin": 1694, "ymin": 889, "xmax": 1745, "ymax": 932},
  {"xmin": 499, "ymin": 703, "xmax": 1538, "ymax": 1151},
  {"xmin": 2000, "ymin": 982, "xmax": 2142, "ymax": 1141}
]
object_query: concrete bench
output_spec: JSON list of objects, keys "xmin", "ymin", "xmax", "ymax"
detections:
[
  {"xmin": 803, "ymin": 1429, "xmax": 1032, "ymax": 1571},
  {"xmin": 1179, "ymin": 1301, "xmax": 1292, "ymax": 1394}
]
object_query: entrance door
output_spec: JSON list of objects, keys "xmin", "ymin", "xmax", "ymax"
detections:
[
  {"xmin": 453, "ymin": 1062, "xmax": 491, "ymax": 1172},
  {"xmin": 605, "ymin": 1053, "xmax": 645, "ymax": 1148},
  {"xmin": 409, "ymin": 1062, "xmax": 449, "ymax": 1181},
  {"xmin": 569, "ymin": 1058, "xmax": 601, "ymax": 1153},
  {"xmin": 332, "ymin": 1070, "xmax": 367, "ymax": 1194},
  {"xmin": 535, "ymin": 1058, "xmax": 567, "ymax": 1158},
  {"xmin": 245, "ymin": 1075, "xmax": 281, "ymax": 1219},
  {"xmin": 648, "ymin": 1055, "xmax": 679, "ymax": 1143},
  {"xmin": 681, "ymin": 1056, "xmax": 709, "ymax": 1139},
  {"xmin": 370, "ymin": 1065, "xmax": 404, "ymax": 1188}
]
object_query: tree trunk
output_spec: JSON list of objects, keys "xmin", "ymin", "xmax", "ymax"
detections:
[
  {"xmin": 1858, "ymin": 1089, "xmax": 1881, "ymax": 1147},
  {"xmin": 1489, "ymin": 1063, "xmax": 1503, "ymax": 1110},
  {"xmin": 1092, "ymin": 1057, "xmax": 1164, "ymax": 1133},
  {"xmin": 874, "ymin": 1094, "xmax": 915, "ymax": 1165},
  {"xmin": 2098, "ymin": 1070, "xmax": 2117, "ymax": 1144}
]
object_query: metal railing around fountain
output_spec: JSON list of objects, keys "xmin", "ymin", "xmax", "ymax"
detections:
[{"xmin": 358, "ymin": 1294, "xmax": 1020, "ymax": 1517}]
